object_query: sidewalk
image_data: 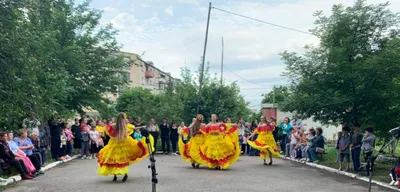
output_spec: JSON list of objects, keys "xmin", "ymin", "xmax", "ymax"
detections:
[
  {"xmin": 0, "ymin": 155, "xmax": 79, "ymax": 186},
  {"xmin": 281, "ymin": 157, "xmax": 400, "ymax": 191}
]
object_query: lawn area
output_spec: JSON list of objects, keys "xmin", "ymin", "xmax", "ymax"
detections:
[{"xmin": 318, "ymin": 145, "xmax": 394, "ymax": 183}]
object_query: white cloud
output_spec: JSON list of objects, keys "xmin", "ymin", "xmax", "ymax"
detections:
[
  {"xmin": 164, "ymin": 5, "xmax": 174, "ymax": 16},
  {"xmin": 110, "ymin": 13, "xmax": 137, "ymax": 30},
  {"xmin": 105, "ymin": 0, "xmax": 400, "ymax": 108},
  {"xmin": 102, "ymin": 7, "xmax": 117, "ymax": 13}
]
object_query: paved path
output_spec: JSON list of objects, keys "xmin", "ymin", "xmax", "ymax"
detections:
[{"xmin": 4, "ymin": 155, "xmax": 394, "ymax": 192}]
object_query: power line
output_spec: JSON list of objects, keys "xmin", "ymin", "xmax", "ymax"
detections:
[
  {"xmin": 212, "ymin": 6, "xmax": 314, "ymax": 36},
  {"xmin": 223, "ymin": 65, "xmax": 269, "ymax": 87}
]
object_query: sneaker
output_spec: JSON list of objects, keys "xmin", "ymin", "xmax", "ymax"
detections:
[
  {"xmin": 85, "ymin": 156, "xmax": 88, "ymax": 159},
  {"xmin": 81, "ymin": 157, "xmax": 85, "ymax": 160},
  {"xmin": 390, "ymin": 181, "xmax": 396, "ymax": 186},
  {"xmin": 395, "ymin": 181, "xmax": 399, "ymax": 186},
  {"xmin": 88, "ymin": 156, "xmax": 93, "ymax": 160},
  {"xmin": 66, "ymin": 155, "xmax": 71, "ymax": 159},
  {"xmin": 173, "ymin": 153, "xmax": 178, "ymax": 156}
]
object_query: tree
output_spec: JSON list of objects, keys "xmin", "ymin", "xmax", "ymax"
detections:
[
  {"xmin": 280, "ymin": 0, "xmax": 400, "ymax": 137},
  {"xmin": 0, "ymin": 0, "xmax": 130, "ymax": 130},
  {"xmin": 262, "ymin": 86, "xmax": 290, "ymax": 104}
]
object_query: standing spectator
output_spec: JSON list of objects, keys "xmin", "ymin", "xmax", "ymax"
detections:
[
  {"xmin": 71, "ymin": 118, "xmax": 82, "ymax": 154},
  {"xmin": 289, "ymin": 126, "xmax": 299, "ymax": 159},
  {"xmin": 65, "ymin": 123, "xmax": 74, "ymax": 156},
  {"xmin": 22, "ymin": 111, "xmax": 41, "ymax": 135},
  {"xmin": 30, "ymin": 132, "xmax": 47, "ymax": 166},
  {"xmin": 147, "ymin": 119, "xmax": 159, "ymax": 154},
  {"xmin": 39, "ymin": 120, "xmax": 50, "ymax": 149},
  {"xmin": 350, "ymin": 123, "xmax": 363, "ymax": 172},
  {"xmin": 0, "ymin": 132, "xmax": 33, "ymax": 180},
  {"xmin": 362, "ymin": 127, "xmax": 375, "ymax": 176},
  {"xmin": 49, "ymin": 118, "xmax": 61, "ymax": 160},
  {"xmin": 279, "ymin": 117, "xmax": 292, "ymax": 154},
  {"xmin": 80, "ymin": 126, "xmax": 90, "ymax": 159},
  {"xmin": 160, "ymin": 118, "xmax": 170, "ymax": 155},
  {"xmin": 238, "ymin": 122, "xmax": 245, "ymax": 137},
  {"xmin": 89, "ymin": 125, "xmax": 100, "ymax": 159},
  {"xmin": 335, "ymin": 132, "xmax": 343, "ymax": 163},
  {"xmin": 241, "ymin": 132, "xmax": 249, "ymax": 155},
  {"xmin": 170, "ymin": 120, "xmax": 179, "ymax": 155},
  {"xmin": 135, "ymin": 117, "xmax": 146, "ymax": 129},
  {"xmin": 178, "ymin": 122, "xmax": 188, "ymax": 143},
  {"xmin": 308, "ymin": 127, "xmax": 325, "ymax": 163},
  {"xmin": 59, "ymin": 128, "xmax": 68, "ymax": 160},
  {"xmin": 338, "ymin": 126, "xmax": 351, "ymax": 171},
  {"xmin": 14, "ymin": 129, "xmax": 44, "ymax": 174}
]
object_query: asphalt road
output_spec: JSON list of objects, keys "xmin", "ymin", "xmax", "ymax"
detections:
[{"xmin": 3, "ymin": 155, "xmax": 394, "ymax": 192}]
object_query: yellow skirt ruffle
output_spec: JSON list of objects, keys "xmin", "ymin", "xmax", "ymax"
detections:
[
  {"xmin": 199, "ymin": 133, "xmax": 240, "ymax": 169},
  {"xmin": 248, "ymin": 132, "xmax": 280, "ymax": 160},
  {"xmin": 179, "ymin": 134, "xmax": 205, "ymax": 164},
  {"xmin": 97, "ymin": 135, "xmax": 154, "ymax": 176}
]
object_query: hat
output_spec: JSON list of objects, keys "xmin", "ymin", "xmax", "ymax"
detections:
[{"xmin": 365, "ymin": 127, "xmax": 374, "ymax": 133}]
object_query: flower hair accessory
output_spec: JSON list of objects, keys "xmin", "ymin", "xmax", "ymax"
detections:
[
  {"xmin": 123, "ymin": 113, "xmax": 127, "ymax": 119},
  {"xmin": 196, "ymin": 114, "xmax": 203, "ymax": 121}
]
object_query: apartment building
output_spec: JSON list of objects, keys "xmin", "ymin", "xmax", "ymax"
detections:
[{"xmin": 105, "ymin": 51, "xmax": 177, "ymax": 101}]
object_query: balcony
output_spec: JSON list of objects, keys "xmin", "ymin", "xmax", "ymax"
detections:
[{"xmin": 145, "ymin": 71, "xmax": 154, "ymax": 78}]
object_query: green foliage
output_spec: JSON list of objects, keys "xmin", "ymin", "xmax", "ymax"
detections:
[
  {"xmin": 116, "ymin": 65, "xmax": 252, "ymax": 125},
  {"xmin": 262, "ymin": 85, "xmax": 290, "ymax": 105},
  {"xmin": 0, "ymin": 0, "xmax": 129, "ymax": 130},
  {"xmin": 280, "ymin": 0, "xmax": 400, "ymax": 137}
]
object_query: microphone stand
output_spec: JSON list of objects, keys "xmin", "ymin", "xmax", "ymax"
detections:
[{"xmin": 145, "ymin": 135, "xmax": 158, "ymax": 192}]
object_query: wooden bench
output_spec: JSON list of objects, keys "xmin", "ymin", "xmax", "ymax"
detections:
[{"xmin": 316, "ymin": 150, "xmax": 328, "ymax": 160}]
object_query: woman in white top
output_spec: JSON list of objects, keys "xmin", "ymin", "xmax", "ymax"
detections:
[{"xmin": 89, "ymin": 126, "xmax": 100, "ymax": 159}]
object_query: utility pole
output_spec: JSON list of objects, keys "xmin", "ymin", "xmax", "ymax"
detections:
[
  {"xmin": 197, "ymin": 2, "xmax": 212, "ymax": 114},
  {"xmin": 220, "ymin": 37, "xmax": 224, "ymax": 85}
]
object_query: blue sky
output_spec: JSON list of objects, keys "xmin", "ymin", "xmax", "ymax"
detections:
[{"xmin": 82, "ymin": 0, "xmax": 399, "ymax": 109}]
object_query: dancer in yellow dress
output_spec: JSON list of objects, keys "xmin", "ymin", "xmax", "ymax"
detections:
[
  {"xmin": 199, "ymin": 114, "xmax": 240, "ymax": 170},
  {"xmin": 179, "ymin": 114, "xmax": 206, "ymax": 168},
  {"xmin": 97, "ymin": 113, "xmax": 154, "ymax": 182},
  {"xmin": 247, "ymin": 116, "xmax": 280, "ymax": 165}
]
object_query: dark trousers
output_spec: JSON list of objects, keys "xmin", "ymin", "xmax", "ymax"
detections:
[
  {"xmin": 364, "ymin": 151, "xmax": 373, "ymax": 175},
  {"xmin": 149, "ymin": 132, "xmax": 159, "ymax": 152},
  {"xmin": 352, "ymin": 147, "xmax": 361, "ymax": 171},
  {"xmin": 161, "ymin": 136, "xmax": 170, "ymax": 153},
  {"xmin": 391, "ymin": 167, "xmax": 397, "ymax": 181},
  {"xmin": 66, "ymin": 141, "xmax": 72, "ymax": 155},
  {"xmin": 59, "ymin": 145, "xmax": 66, "ymax": 157},
  {"xmin": 281, "ymin": 134, "xmax": 288, "ymax": 152},
  {"xmin": 241, "ymin": 144, "xmax": 249, "ymax": 154},
  {"xmin": 27, "ymin": 154, "xmax": 41, "ymax": 171},
  {"xmin": 51, "ymin": 137, "xmax": 61, "ymax": 160},
  {"xmin": 38, "ymin": 148, "xmax": 46, "ymax": 164},
  {"xmin": 171, "ymin": 136, "xmax": 178, "ymax": 153},
  {"xmin": 11, "ymin": 159, "xmax": 28, "ymax": 176}
]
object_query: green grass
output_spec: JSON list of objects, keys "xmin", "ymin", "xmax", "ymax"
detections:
[{"xmin": 317, "ymin": 146, "xmax": 393, "ymax": 183}]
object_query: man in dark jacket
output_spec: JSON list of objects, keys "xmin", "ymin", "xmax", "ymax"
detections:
[
  {"xmin": 160, "ymin": 119, "xmax": 170, "ymax": 155},
  {"xmin": 350, "ymin": 123, "xmax": 363, "ymax": 172}
]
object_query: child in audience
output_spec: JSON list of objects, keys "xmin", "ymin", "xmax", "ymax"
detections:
[
  {"xmin": 59, "ymin": 128, "xmax": 68, "ymax": 161},
  {"xmin": 81, "ymin": 126, "xmax": 90, "ymax": 159},
  {"xmin": 133, "ymin": 128, "xmax": 142, "ymax": 141}
]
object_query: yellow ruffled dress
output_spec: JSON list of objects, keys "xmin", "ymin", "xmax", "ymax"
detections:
[
  {"xmin": 179, "ymin": 127, "xmax": 205, "ymax": 165},
  {"xmin": 97, "ymin": 124, "xmax": 154, "ymax": 176},
  {"xmin": 247, "ymin": 125, "xmax": 280, "ymax": 160},
  {"xmin": 198, "ymin": 124, "xmax": 240, "ymax": 169}
]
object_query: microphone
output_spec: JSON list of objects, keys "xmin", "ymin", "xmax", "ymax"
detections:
[{"xmin": 141, "ymin": 128, "xmax": 150, "ymax": 137}]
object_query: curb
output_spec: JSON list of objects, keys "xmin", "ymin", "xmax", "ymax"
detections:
[
  {"xmin": 281, "ymin": 157, "xmax": 400, "ymax": 191},
  {"xmin": 0, "ymin": 155, "xmax": 79, "ymax": 186}
]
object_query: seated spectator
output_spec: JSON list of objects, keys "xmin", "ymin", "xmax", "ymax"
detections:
[
  {"xmin": 30, "ymin": 132, "xmax": 47, "ymax": 166},
  {"xmin": 6, "ymin": 132, "xmax": 38, "ymax": 176},
  {"xmin": 301, "ymin": 128, "xmax": 315, "ymax": 161},
  {"xmin": 295, "ymin": 129, "xmax": 306, "ymax": 160},
  {"xmin": 289, "ymin": 127, "xmax": 299, "ymax": 159},
  {"xmin": 14, "ymin": 129, "xmax": 44, "ymax": 174},
  {"xmin": 361, "ymin": 127, "xmax": 375, "ymax": 176},
  {"xmin": 307, "ymin": 127, "xmax": 325, "ymax": 163},
  {"xmin": 0, "ymin": 132, "xmax": 33, "ymax": 180}
]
